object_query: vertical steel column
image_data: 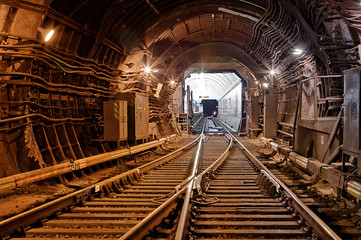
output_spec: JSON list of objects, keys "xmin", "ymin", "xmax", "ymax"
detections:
[{"xmin": 314, "ymin": 75, "xmax": 318, "ymax": 120}]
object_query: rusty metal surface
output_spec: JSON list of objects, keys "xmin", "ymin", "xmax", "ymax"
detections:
[
  {"xmin": 117, "ymin": 93, "xmax": 149, "ymax": 141},
  {"xmin": 1, "ymin": 134, "xmax": 233, "ymax": 239},
  {"xmin": 103, "ymin": 100, "xmax": 127, "ymax": 141},
  {"xmin": 0, "ymin": 134, "xmax": 193, "ymax": 238},
  {"xmin": 261, "ymin": 137, "xmax": 354, "ymax": 190},
  {"xmin": 189, "ymin": 150, "xmax": 310, "ymax": 239},
  {"xmin": 344, "ymin": 68, "xmax": 361, "ymax": 156},
  {"xmin": 0, "ymin": 135, "xmax": 176, "ymax": 194},
  {"xmin": 218, "ymin": 127, "xmax": 341, "ymax": 240}
]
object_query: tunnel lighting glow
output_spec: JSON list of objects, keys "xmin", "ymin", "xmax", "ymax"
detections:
[
  {"xmin": 170, "ymin": 80, "xmax": 175, "ymax": 85},
  {"xmin": 263, "ymin": 83, "xmax": 269, "ymax": 88},
  {"xmin": 45, "ymin": 30, "xmax": 54, "ymax": 42},
  {"xmin": 144, "ymin": 67, "xmax": 151, "ymax": 73},
  {"xmin": 200, "ymin": 72, "xmax": 205, "ymax": 80},
  {"xmin": 270, "ymin": 70, "xmax": 275, "ymax": 75},
  {"xmin": 153, "ymin": 69, "xmax": 159, "ymax": 73},
  {"xmin": 293, "ymin": 48, "xmax": 303, "ymax": 55}
]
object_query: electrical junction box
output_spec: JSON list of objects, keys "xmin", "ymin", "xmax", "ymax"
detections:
[
  {"xmin": 344, "ymin": 68, "xmax": 361, "ymax": 155},
  {"xmin": 116, "ymin": 92, "xmax": 149, "ymax": 141},
  {"xmin": 103, "ymin": 100, "xmax": 127, "ymax": 141},
  {"xmin": 344, "ymin": 67, "xmax": 361, "ymax": 176}
]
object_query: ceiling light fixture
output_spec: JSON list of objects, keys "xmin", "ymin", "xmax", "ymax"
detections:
[
  {"xmin": 270, "ymin": 70, "xmax": 275, "ymax": 75},
  {"xmin": 45, "ymin": 30, "xmax": 54, "ymax": 42},
  {"xmin": 144, "ymin": 67, "xmax": 151, "ymax": 73},
  {"xmin": 218, "ymin": 7, "xmax": 259, "ymax": 22},
  {"xmin": 293, "ymin": 48, "xmax": 303, "ymax": 55},
  {"xmin": 170, "ymin": 80, "xmax": 175, "ymax": 85},
  {"xmin": 38, "ymin": 27, "xmax": 55, "ymax": 42}
]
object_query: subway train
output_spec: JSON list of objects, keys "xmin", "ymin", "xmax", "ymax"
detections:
[{"xmin": 201, "ymin": 99, "xmax": 218, "ymax": 117}]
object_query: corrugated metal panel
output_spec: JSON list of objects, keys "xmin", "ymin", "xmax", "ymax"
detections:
[{"xmin": 103, "ymin": 100, "xmax": 127, "ymax": 141}]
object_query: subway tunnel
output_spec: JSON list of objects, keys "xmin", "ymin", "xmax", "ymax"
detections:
[{"xmin": 0, "ymin": 0, "xmax": 361, "ymax": 239}]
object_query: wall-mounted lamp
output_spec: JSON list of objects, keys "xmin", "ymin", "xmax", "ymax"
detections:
[
  {"xmin": 170, "ymin": 80, "xmax": 175, "ymax": 85},
  {"xmin": 270, "ymin": 70, "xmax": 275, "ymax": 75},
  {"xmin": 144, "ymin": 67, "xmax": 151, "ymax": 73},
  {"xmin": 262, "ymin": 82, "xmax": 269, "ymax": 88},
  {"xmin": 38, "ymin": 27, "xmax": 55, "ymax": 42},
  {"xmin": 293, "ymin": 48, "xmax": 303, "ymax": 55}
]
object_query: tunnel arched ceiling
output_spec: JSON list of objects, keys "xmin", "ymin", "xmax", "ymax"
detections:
[
  {"xmin": 41, "ymin": 0, "xmax": 360, "ymax": 93},
  {"xmin": 185, "ymin": 72, "xmax": 241, "ymax": 100},
  {"xmin": 49, "ymin": 0, "xmax": 267, "ymax": 50}
]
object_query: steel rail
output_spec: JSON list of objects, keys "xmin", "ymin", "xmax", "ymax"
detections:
[
  {"xmin": 194, "ymin": 135, "xmax": 233, "ymax": 194},
  {"xmin": 221, "ymin": 129, "xmax": 341, "ymax": 240},
  {"xmin": 175, "ymin": 134, "xmax": 234, "ymax": 240},
  {"xmin": 118, "ymin": 132, "xmax": 204, "ymax": 240},
  {"xmin": 0, "ymin": 135, "xmax": 176, "ymax": 194},
  {"xmin": 0, "ymin": 134, "xmax": 197, "ymax": 238},
  {"xmin": 119, "ymin": 126, "xmax": 208, "ymax": 239},
  {"xmin": 174, "ymin": 134, "xmax": 204, "ymax": 240}
]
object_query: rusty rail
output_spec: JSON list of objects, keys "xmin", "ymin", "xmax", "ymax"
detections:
[
  {"xmin": 0, "ymin": 134, "xmax": 196, "ymax": 238},
  {"xmin": 119, "ymin": 133, "xmax": 204, "ymax": 240},
  {"xmin": 230, "ymin": 134, "xmax": 341, "ymax": 240},
  {"xmin": 0, "ymin": 135, "xmax": 177, "ymax": 194},
  {"xmin": 175, "ymin": 134, "xmax": 233, "ymax": 240}
]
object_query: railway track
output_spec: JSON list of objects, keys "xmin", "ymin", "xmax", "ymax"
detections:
[
  {"xmin": 189, "ymin": 148, "xmax": 311, "ymax": 239},
  {"xmin": 0, "ymin": 118, "xmax": 347, "ymax": 239},
  {"xmin": 260, "ymin": 153, "xmax": 361, "ymax": 239},
  {"xmin": 0, "ymin": 130, "xmax": 231, "ymax": 239}
]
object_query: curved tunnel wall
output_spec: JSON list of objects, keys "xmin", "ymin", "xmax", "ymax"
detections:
[{"xmin": 0, "ymin": 0, "xmax": 359, "ymax": 177}]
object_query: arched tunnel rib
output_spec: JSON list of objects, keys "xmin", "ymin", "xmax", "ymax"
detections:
[{"xmin": 0, "ymin": 0, "xmax": 360, "ymax": 239}]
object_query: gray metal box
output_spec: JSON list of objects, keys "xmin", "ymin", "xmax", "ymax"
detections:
[
  {"xmin": 117, "ymin": 93, "xmax": 149, "ymax": 141},
  {"xmin": 344, "ymin": 68, "xmax": 361, "ymax": 154},
  {"xmin": 103, "ymin": 100, "xmax": 127, "ymax": 141}
]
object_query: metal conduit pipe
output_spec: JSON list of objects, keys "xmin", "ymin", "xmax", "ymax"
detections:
[
  {"xmin": 286, "ymin": 161, "xmax": 314, "ymax": 181},
  {"xmin": 321, "ymin": 106, "xmax": 344, "ymax": 163},
  {"xmin": 261, "ymin": 137, "xmax": 361, "ymax": 200},
  {"xmin": 0, "ymin": 134, "xmax": 177, "ymax": 194},
  {"xmin": 0, "ymin": 44, "xmax": 118, "ymax": 74},
  {"xmin": 325, "ymin": 145, "xmax": 343, "ymax": 165}
]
